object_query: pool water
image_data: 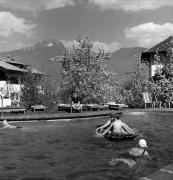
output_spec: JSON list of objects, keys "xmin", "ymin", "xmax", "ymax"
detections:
[{"xmin": 0, "ymin": 111, "xmax": 173, "ymax": 180}]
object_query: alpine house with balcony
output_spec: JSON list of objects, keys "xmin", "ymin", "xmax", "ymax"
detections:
[{"xmin": 0, "ymin": 57, "xmax": 46, "ymax": 107}]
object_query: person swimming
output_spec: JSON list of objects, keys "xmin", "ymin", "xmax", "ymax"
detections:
[
  {"xmin": 0, "ymin": 120, "xmax": 22, "ymax": 129},
  {"xmin": 109, "ymin": 139, "xmax": 151, "ymax": 168}
]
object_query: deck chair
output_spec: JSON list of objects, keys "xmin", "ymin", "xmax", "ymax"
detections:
[{"xmin": 143, "ymin": 92, "xmax": 154, "ymax": 108}]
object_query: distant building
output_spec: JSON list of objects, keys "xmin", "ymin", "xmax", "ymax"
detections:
[
  {"xmin": 141, "ymin": 36, "xmax": 173, "ymax": 77},
  {"xmin": 0, "ymin": 56, "xmax": 46, "ymax": 107}
]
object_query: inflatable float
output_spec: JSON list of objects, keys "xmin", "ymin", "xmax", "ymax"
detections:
[
  {"xmin": 96, "ymin": 124, "xmax": 136, "ymax": 141},
  {"xmin": 104, "ymin": 132, "xmax": 136, "ymax": 141}
]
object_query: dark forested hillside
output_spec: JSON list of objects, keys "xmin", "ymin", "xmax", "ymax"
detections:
[{"xmin": 107, "ymin": 47, "xmax": 146, "ymax": 74}]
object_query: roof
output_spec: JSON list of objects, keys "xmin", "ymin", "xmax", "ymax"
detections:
[
  {"xmin": 0, "ymin": 59, "xmax": 27, "ymax": 72},
  {"xmin": 141, "ymin": 36, "xmax": 173, "ymax": 63},
  {"xmin": 5, "ymin": 59, "xmax": 26, "ymax": 66},
  {"xmin": 143, "ymin": 36, "xmax": 173, "ymax": 53},
  {"xmin": 0, "ymin": 58, "xmax": 46, "ymax": 75}
]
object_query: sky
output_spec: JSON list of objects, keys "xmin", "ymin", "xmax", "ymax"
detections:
[{"xmin": 0, "ymin": 0, "xmax": 173, "ymax": 52}]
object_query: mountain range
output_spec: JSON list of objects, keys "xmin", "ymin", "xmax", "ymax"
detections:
[{"xmin": 0, "ymin": 39, "xmax": 146, "ymax": 83}]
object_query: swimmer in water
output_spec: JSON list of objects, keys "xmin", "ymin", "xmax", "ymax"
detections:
[
  {"xmin": 109, "ymin": 139, "xmax": 151, "ymax": 168},
  {"xmin": 0, "ymin": 120, "xmax": 22, "ymax": 129}
]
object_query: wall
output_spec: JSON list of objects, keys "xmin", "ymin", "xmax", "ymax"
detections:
[{"xmin": 0, "ymin": 97, "xmax": 11, "ymax": 107}]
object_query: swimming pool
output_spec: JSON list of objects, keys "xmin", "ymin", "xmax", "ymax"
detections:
[{"xmin": 0, "ymin": 111, "xmax": 173, "ymax": 180}]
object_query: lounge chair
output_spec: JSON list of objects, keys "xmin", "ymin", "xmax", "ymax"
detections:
[
  {"xmin": 106, "ymin": 102, "xmax": 128, "ymax": 110},
  {"xmin": 143, "ymin": 92, "xmax": 153, "ymax": 108},
  {"xmin": 31, "ymin": 105, "xmax": 46, "ymax": 112}
]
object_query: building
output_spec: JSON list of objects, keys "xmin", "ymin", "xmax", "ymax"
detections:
[
  {"xmin": 0, "ymin": 57, "xmax": 46, "ymax": 107},
  {"xmin": 141, "ymin": 36, "xmax": 173, "ymax": 77}
]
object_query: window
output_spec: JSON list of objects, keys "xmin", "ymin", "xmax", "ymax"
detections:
[
  {"xmin": 0, "ymin": 71, "xmax": 6, "ymax": 80},
  {"xmin": 9, "ymin": 76, "xmax": 18, "ymax": 84}
]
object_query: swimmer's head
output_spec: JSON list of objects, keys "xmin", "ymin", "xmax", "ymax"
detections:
[
  {"xmin": 110, "ymin": 112, "xmax": 123, "ymax": 122},
  {"xmin": 139, "ymin": 139, "xmax": 148, "ymax": 148}
]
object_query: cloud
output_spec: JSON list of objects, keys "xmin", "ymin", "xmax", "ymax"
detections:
[
  {"xmin": 61, "ymin": 40, "xmax": 120, "ymax": 53},
  {"xmin": 0, "ymin": 0, "xmax": 75, "ymax": 12},
  {"xmin": 125, "ymin": 22, "xmax": 173, "ymax": 47},
  {"xmin": 89, "ymin": 0, "xmax": 173, "ymax": 11},
  {"xmin": 0, "ymin": 11, "xmax": 36, "ymax": 37},
  {"xmin": 60, "ymin": 40, "xmax": 79, "ymax": 50},
  {"xmin": 92, "ymin": 41, "xmax": 120, "ymax": 52},
  {"xmin": 1, "ymin": 0, "xmax": 173, "ymax": 12}
]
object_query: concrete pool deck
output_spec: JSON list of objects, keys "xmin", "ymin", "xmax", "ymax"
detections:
[
  {"xmin": 1, "ymin": 107, "xmax": 173, "ymax": 121},
  {"xmin": 0, "ymin": 110, "xmax": 113, "ymax": 121},
  {"xmin": 140, "ymin": 163, "xmax": 173, "ymax": 180}
]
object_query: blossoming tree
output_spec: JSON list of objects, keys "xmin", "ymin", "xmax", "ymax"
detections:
[{"xmin": 56, "ymin": 37, "xmax": 122, "ymax": 104}]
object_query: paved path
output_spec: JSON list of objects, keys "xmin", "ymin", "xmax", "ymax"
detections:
[{"xmin": 140, "ymin": 164, "xmax": 173, "ymax": 180}]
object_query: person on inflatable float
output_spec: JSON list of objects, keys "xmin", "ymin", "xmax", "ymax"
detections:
[
  {"xmin": 109, "ymin": 112, "xmax": 134, "ymax": 135},
  {"xmin": 96, "ymin": 112, "xmax": 134, "ymax": 136},
  {"xmin": 109, "ymin": 139, "xmax": 151, "ymax": 168}
]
